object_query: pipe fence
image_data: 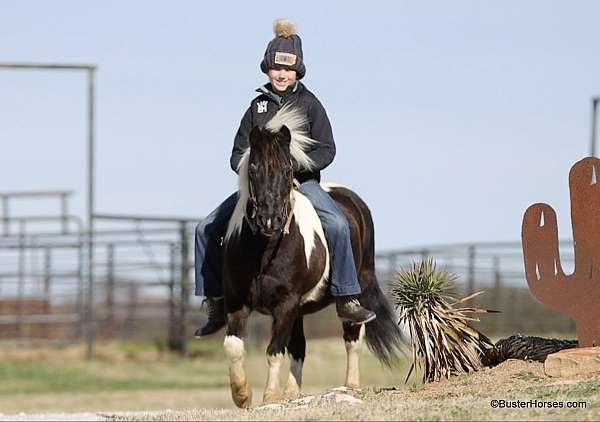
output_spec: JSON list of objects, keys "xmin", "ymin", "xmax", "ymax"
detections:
[{"xmin": 0, "ymin": 198, "xmax": 577, "ymax": 355}]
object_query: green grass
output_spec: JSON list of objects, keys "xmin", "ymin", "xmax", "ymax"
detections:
[
  {"xmin": 0, "ymin": 337, "xmax": 415, "ymax": 413},
  {"xmin": 0, "ymin": 361, "xmax": 227, "ymax": 394},
  {"xmin": 0, "ymin": 339, "xmax": 233, "ymax": 394}
]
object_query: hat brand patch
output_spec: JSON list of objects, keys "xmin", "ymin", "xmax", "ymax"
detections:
[{"xmin": 274, "ymin": 52, "xmax": 297, "ymax": 66}]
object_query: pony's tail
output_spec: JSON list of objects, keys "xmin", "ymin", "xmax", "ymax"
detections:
[{"xmin": 360, "ymin": 278, "xmax": 406, "ymax": 367}]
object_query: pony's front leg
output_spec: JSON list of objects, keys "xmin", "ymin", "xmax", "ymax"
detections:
[
  {"xmin": 224, "ymin": 306, "xmax": 252, "ymax": 408},
  {"xmin": 343, "ymin": 322, "xmax": 365, "ymax": 389},
  {"xmin": 263, "ymin": 308, "xmax": 297, "ymax": 404},
  {"xmin": 283, "ymin": 317, "xmax": 305, "ymax": 400}
]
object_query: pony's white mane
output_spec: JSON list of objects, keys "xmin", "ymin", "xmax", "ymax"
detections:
[
  {"xmin": 224, "ymin": 103, "xmax": 318, "ymax": 242},
  {"xmin": 264, "ymin": 102, "xmax": 317, "ymax": 171},
  {"xmin": 225, "ymin": 151, "xmax": 251, "ymax": 241}
]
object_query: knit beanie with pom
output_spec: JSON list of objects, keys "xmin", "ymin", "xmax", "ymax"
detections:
[{"xmin": 260, "ymin": 19, "xmax": 306, "ymax": 79}]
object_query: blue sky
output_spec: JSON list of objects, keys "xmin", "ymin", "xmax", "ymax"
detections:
[{"xmin": 1, "ymin": 1, "xmax": 599, "ymax": 249}]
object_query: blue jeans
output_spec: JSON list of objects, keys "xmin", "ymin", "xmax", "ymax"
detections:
[{"xmin": 194, "ymin": 181, "xmax": 361, "ymax": 297}]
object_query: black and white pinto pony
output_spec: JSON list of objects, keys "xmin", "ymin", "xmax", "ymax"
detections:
[{"xmin": 222, "ymin": 104, "xmax": 403, "ymax": 408}]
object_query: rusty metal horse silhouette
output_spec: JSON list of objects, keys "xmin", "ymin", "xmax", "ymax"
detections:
[{"xmin": 522, "ymin": 157, "xmax": 600, "ymax": 347}]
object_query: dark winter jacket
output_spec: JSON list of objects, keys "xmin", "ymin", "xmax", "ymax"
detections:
[{"xmin": 230, "ymin": 82, "xmax": 336, "ymax": 183}]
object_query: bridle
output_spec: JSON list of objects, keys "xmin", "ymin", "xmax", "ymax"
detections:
[
  {"xmin": 246, "ymin": 161, "xmax": 297, "ymax": 298},
  {"xmin": 246, "ymin": 160, "xmax": 297, "ymax": 236}
]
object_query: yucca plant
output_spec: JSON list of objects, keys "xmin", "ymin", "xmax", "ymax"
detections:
[{"xmin": 390, "ymin": 259, "xmax": 494, "ymax": 383}]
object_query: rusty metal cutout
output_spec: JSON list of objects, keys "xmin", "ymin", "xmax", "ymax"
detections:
[{"xmin": 522, "ymin": 157, "xmax": 600, "ymax": 347}]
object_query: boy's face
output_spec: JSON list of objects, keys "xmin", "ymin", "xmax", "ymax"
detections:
[{"xmin": 268, "ymin": 67, "xmax": 297, "ymax": 93}]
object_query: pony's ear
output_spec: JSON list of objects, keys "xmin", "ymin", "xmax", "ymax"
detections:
[
  {"xmin": 249, "ymin": 126, "xmax": 262, "ymax": 149},
  {"xmin": 278, "ymin": 125, "xmax": 291, "ymax": 146}
]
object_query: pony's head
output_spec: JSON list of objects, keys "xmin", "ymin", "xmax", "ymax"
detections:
[
  {"xmin": 225, "ymin": 103, "xmax": 317, "ymax": 241},
  {"xmin": 246, "ymin": 125, "xmax": 294, "ymax": 237}
]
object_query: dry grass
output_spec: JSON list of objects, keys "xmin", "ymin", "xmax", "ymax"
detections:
[
  {"xmin": 4, "ymin": 336, "xmax": 597, "ymax": 420},
  {"xmin": 115, "ymin": 360, "xmax": 600, "ymax": 421}
]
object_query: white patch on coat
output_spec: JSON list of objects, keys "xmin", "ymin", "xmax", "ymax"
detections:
[
  {"xmin": 294, "ymin": 190, "xmax": 330, "ymax": 304},
  {"xmin": 300, "ymin": 255, "xmax": 330, "ymax": 305},
  {"xmin": 292, "ymin": 191, "xmax": 327, "ymax": 266},
  {"xmin": 321, "ymin": 182, "xmax": 349, "ymax": 192}
]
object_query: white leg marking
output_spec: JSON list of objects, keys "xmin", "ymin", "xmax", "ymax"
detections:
[
  {"xmin": 263, "ymin": 353, "xmax": 285, "ymax": 403},
  {"xmin": 224, "ymin": 335, "xmax": 245, "ymax": 357},
  {"xmin": 284, "ymin": 357, "xmax": 303, "ymax": 398},
  {"xmin": 224, "ymin": 335, "xmax": 252, "ymax": 408},
  {"xmin": 345, "ymin": 325, "xmax": 365, "ymax": 389}
]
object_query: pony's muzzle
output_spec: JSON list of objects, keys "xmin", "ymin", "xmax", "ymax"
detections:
[{"xmin": 257, "ymin": 213, "xmax": 284, "ymax": 236}]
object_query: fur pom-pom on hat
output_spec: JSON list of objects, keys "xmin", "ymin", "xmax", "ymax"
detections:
[{"xmin": 273, "ymin": 19, "xmax": 297, "ymax": 38}]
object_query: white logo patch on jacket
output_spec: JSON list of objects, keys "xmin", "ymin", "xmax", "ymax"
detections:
[{"xmin": 257, "ymin": 100, "xmax": 268, "ymax": 113}]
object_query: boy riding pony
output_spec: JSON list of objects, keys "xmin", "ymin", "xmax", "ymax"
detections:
[{"xmin": 194, "ymin": 20, "xmax": 375, "ymax": 337}]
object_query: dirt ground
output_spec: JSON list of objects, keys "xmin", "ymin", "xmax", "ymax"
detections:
[
  {"xmin": 5, "ymin": 359, "xmax": 597, "ymax": 421},
  {"xmin": 108, "ymin": 360, "xmax": 600, "ymax": 421}
]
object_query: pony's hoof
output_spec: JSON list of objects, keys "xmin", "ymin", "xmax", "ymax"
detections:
[
  {"xmin": 232, "ymin": 383, "xmax": 253, "ymax": 408},
  {"xmin": 283, "ymin": 384, "xmax": 300, "ymax": 400},
  {"xmin": 263, "ymin": 389, "xmax": 280, "ymax": 404},
  {"xmin": 283, "ymin": 390, "xmax": 300, "ymax": 400},
  {"xmin": 344, "ymin": 382, "xmax": 361, "ymax": 390}
]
